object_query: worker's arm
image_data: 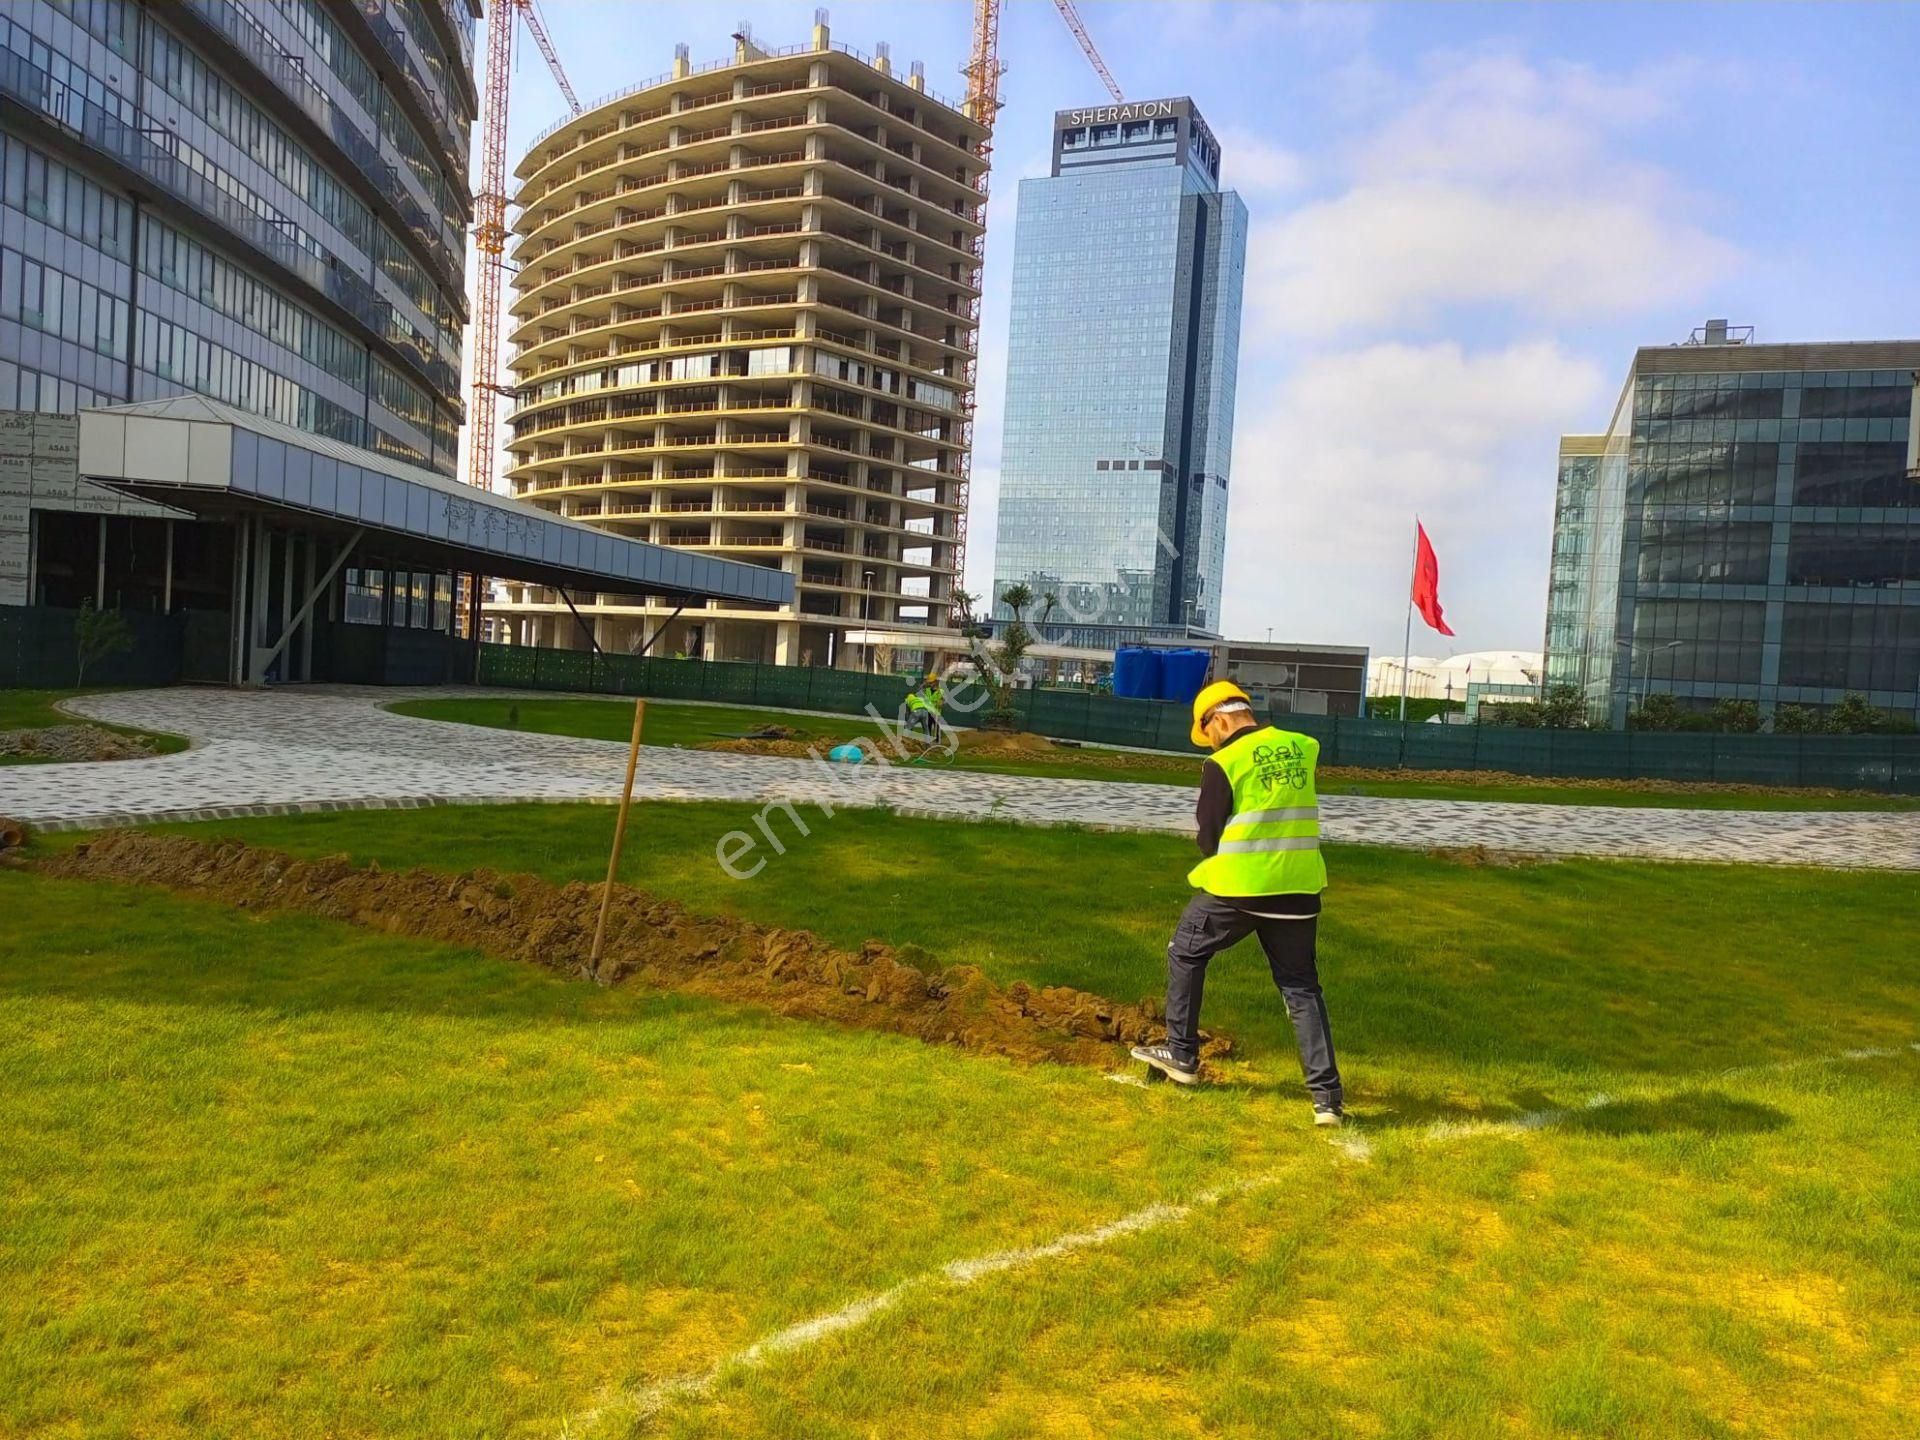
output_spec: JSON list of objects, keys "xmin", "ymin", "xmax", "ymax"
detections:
[{"xmin": 1194, "ymin": 759, "xmax": 1231, "ymax": 856}]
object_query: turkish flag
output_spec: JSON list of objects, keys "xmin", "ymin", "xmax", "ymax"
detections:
[{"xmin": 1412, "ymin": 522, "xmax": 1455, "ymax": 637}]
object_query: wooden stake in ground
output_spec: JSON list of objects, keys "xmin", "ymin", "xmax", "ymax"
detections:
[{"xmin": 589, "ymin": 698, "xmax": 646, "ymax": 981}]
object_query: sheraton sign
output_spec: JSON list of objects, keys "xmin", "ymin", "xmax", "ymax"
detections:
[{"xmin": 1060, "ymin": 99, "xmax": 1178, "ymax": 127}]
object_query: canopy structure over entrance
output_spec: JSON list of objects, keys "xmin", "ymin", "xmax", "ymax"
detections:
[{"xmin": 74, "ymin": 396, "xmax": 791, "ymax": 684}]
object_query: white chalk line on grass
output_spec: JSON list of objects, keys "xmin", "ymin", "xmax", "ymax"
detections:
[
  {"xmin": 566, "ymin": 1170, "xmax": 1294, "ymax": 1435},
  {"xmin": 562, "ymin": 1041, "xmax": 1916, "ymax": 1436},
  {"xmin": 1716, "ymin": 1040, "xmax": 1920, "ymax": 1081}
]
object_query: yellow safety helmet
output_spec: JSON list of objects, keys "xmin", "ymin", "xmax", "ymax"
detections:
[{"xmin": 1189, "ymin": 680, "xmax": 1252, "ymax": 748}]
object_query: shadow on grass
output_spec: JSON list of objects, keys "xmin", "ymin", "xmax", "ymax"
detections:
[
  {"xmin": 1331, "ymin": 1087, "xmax": 1789, "ymax": 1139},
  {"xmin": 1566, "ymin": 1090, "xmax": 1788, "ymax": 1137}
]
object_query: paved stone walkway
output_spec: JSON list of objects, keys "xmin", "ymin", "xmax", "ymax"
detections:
[{"xmin": 1, "ymin": 687, "xmax": 1915, "ymax": 870}]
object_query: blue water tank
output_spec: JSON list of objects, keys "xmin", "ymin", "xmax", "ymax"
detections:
[
  {"xmin": 1159, "ymin": 648, "xmax": 1213, "ymax": 705},
  {"xmin": 1112, "ymin": 646, "xmax": 1162, "ymax": 699}
]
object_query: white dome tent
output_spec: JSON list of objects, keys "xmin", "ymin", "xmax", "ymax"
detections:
[{"xmin": 1368, "ymin": 651, "xmax": 1544, "ymax": 704}]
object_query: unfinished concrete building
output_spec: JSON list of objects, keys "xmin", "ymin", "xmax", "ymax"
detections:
[{"xmin": 488, "ymin": 20, "xmax": 986, "ymax": 667}]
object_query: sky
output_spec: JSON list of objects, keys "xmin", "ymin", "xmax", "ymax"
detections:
[{"xmin": 483, "ymin": 0, "xmax": 1920, "ymax": 662}]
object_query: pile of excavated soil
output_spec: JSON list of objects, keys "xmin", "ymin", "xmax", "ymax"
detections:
[
  {"xmin": 0, "ymin": 724, "xmax": 154, "ymax": 763},
  {"xmin": 39, "ymin": 832, "xmax": 1228, "ymax": 1070},
  {"xmin": 699, "ymin": 736, "xmax": 827, "ymax": 760}
]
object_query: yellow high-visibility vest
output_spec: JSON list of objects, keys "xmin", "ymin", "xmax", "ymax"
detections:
[{"xmin": 1186, "ymin": 726, "xmax": 1326, "ymax": 897}]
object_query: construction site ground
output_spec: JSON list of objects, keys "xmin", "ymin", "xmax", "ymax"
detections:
[
  {"xmin": 3, "ymin": 799, "xmax": 1916, "ymax": 1439},
  {"xmin": 390, "ymin": 693, "xmax": 1920, "ymax": 811}
]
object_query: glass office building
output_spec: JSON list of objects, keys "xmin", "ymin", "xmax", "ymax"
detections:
[
  {"xmin": 0, "ymin": 0, "xmax": 475, "ymax": 607},
  {"xmin": 1542, "ymin": 323, "xmax": 1920, "ymax": 726},
  {"xmin": 992, "ymin": 97, "xmax": 1246, "ymax": 633}
]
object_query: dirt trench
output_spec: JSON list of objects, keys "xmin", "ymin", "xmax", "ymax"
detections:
[{"xmin": 36, "ymin": 832, "xmax": 1229, "ymax": 1070}]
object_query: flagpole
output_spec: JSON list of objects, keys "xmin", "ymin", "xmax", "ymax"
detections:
[{"xmin": 1398, "ymin": 519, "xmax": 1418, "ymax": 724}]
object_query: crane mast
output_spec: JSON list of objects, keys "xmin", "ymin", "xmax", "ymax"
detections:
[
  {"xmin": 466, "ymin": 0, "xmax": 579, "ymax": 499},
  {"xmin": 952, "ymin": 0, "xmax": 1004, "ymax": 603}
]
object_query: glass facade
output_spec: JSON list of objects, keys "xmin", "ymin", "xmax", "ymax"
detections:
[
  {"xmin": 992, "ymin": 97, "xmax": 1246, "ymax": 634},
  {"xmin": 0, "ymin": 0, "xmax": 470, "ymax": 468},
  {"xmin": 1542, "ymin": 337, "xmax": 1920, "ymax": 726}
]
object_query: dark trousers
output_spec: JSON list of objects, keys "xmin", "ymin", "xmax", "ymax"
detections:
[{"xmin": 1164, "ymin": 892, "xmax": 1342, "ymax": 1106}]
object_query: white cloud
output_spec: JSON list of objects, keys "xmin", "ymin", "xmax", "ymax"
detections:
[
  {"xmin": 1252, "ymin": 182, "xmax": 1735, "ymax": 336},
  {"xmin": 1217, "ymin": 130, "xmax": 1308, "ymax": 195},
  {"xmin": 1246, "ymin": 51, "xmax": 1742, "ymax": 339},
  {"xmin": 1220, "ymin": 340, "xmax": 1606, "ymax": 653}
]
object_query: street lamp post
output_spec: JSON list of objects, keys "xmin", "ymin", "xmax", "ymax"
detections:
[
  {"xmin": 1615, "ymin": 637, "xmax": 1685, "ymax": 714},
  {"xmin": 862, "ymin": 568, "xmax": 876, "ymax": 674}
]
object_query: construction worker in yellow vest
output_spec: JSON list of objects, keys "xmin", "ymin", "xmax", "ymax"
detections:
[
  {"xmin": 1131, "ymin": 681, "xmax": 1345, "ymax": 1126},
  {"xmin": 904, "ymin": 676, "xmax": 941, "ymax": 739}
]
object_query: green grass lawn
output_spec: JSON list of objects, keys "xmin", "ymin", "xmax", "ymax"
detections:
[
  {"xmin": 0, "ymin": 687, "xmax": 189, "ymax": 765},
  {"xmin": 4, "ymin": 802, "xmax": 1917, "ymax": 1438},
  {"xmin": 386, "ymin": 694, "xmax": 1920, "ymax": 810}
]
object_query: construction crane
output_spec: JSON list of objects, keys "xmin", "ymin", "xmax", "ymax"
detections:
[
  {"xmin": 952, "ymin": 0, "xmax": 1004, "ymax": 598},
  {"xmin": 1052, "ymin": 0, "xmax": 1124, "ymax": 102},
  {"xmin": 467, "ymin": 0, "xmax": 580, "ymax": 498}
]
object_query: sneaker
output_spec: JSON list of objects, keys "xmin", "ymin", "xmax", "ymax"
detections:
[
  {"xmin": 1130, "ymin": 1044, "xmax": 1200, "ymax": 1085},
  {"xmin": 1313, "ymin": 1104, "xmax": 1345, "ymax": 1128}
]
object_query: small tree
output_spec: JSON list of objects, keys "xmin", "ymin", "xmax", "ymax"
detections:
[
  {"xmin": 949, "ymin": 587, "xmax": 989, "ymax": 639},
  {"xmin": 1711, "ymin": 698, "xmax": 1761, "ymax": 734},
  {"xmin": 73, "ymin": 598, "xmax": 133, "ymax": 687},
  {"xmin": 1038, "ymin": 591, "xmax": 1059, "ymax": 629},
  {"xmin": 950, "ymin": 585, "xmax": 1036, "ymax": 730}
]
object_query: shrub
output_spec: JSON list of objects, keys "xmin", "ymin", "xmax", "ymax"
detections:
[
  {"xmin": 1628, "ymin": 693, "xmax": 1685, "ymax": 732},
  {"xmin": 1827, "ymin": 693, "xmax": 1887, "ymax": 735},
  {"xmin": 1772, "ymin": 704, "xmax": 1821, "ymax": 735},
  {"xmin": 1538, "ymin": 685, "xmax": 1589, "ymax": 730},
  {"xmin": 1711, "ymin": 699, "xmax": 1762, "ymax": 734}
]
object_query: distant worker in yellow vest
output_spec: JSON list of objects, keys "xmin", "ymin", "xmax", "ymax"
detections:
[
  {"xmin": 904, "ymin": 676, "xmax": 942, "ymax": 739},
  {"xmin": 1131, "ymin": 681, "xmax": 1345, "ymax": 1126}
]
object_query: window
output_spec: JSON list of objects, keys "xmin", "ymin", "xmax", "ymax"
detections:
[
  {"xmin": 140, "ymin": 216, "xmax": 366, "ymax": 388},
  {"xmin": 343, "ymin": 568, "xmax": 385, "ymax": 624}
]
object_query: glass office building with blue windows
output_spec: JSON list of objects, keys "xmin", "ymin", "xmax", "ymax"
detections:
[
  {"xmin": 0, "ymin": 0, "xmax": 475, "ymax": 609},
  {"xmin": 991, "ymin": 98, "xmax": 1246, "ymax": 636},
  {"xmin": 1543, "ymin": 324, "xmax": 1920, "ymax": 727}
]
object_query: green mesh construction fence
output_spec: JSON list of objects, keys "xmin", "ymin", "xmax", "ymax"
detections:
[
  {"xmin": 478, "ymin": 644, "xmax": 914, "ymax": 720},
  {"xmin": 473, "ymin": 644, "xmax": 1920, "ymax": 794},
  {"xmin": 0, "ymin": 604, "xmax": 186, "ymax": 688}
]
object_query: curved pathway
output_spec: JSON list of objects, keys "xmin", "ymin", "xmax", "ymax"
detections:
[{"xmin": 0, "ymin": 687, "xmax": 1915, "ymax": 870}]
